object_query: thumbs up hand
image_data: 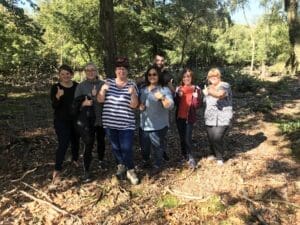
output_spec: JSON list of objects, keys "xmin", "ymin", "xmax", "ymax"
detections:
[
  {"xmin": 203, "ymin": 85, "xmax": 208, "ymax": 96},
  {"xmin": 192, "ymin": 89, "xmax": 198, "ymax": 98},
  {"xmin": 56, "ymin": 86, "xmax": 64, "ymax": 99},
  {"xmin": 101, "ymin": 83, "xmax": 109, "ymax": 92},
  {"xmin": 91, "ymin": 85, "xmax": 97, "ymax": 96},
  {"xmin": 128, "ymin": 85, "xmax": 136, "ymax": 95},
  {"xmin": 177, "ymin": 86, "xmax": 183, "ymax": 97},
  {"xmin": 82, "ymin": 96, "xmax": 93, "ymax": 107}
]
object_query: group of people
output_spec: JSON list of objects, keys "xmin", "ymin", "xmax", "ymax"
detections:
[{"xmin": 50, "ymin": 53, "xmax": 233, "ymax": 185}]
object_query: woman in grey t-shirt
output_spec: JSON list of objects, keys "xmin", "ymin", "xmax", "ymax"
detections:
[{"xmin": 203, "ymin": 68, "xmax": 233, "ymax": 165}]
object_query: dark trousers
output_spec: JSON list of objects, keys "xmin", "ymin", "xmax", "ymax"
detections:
[
  {"xmin": 140, "ymin": 126, "xmax": 168, "ymax": 167},
  {"xmin": 54, "ymin": 119, "xmax": 79, "ymax": 171},
  {"xmin": 81, "ymin": 126, "xmax": 105, "ymax": 171},
  {"xmin": 206, "ymin": 126, "xmax": 229, "ymax": 160},
  {"xmin": 176, "ymin": 118, "xmax": 193, "ymax": 159},
  {"xmin": 105, "ymin": 128, "xmax": 134, "ymax": 169}
]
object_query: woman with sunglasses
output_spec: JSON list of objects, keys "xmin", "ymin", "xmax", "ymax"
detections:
[{"xmin": 139, "ymin": 66, "xmax": 174, "ymax": 173}]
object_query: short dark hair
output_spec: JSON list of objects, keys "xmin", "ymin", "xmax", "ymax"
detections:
[
  {"xmin": 144, "ymin": 66, "xmax": 163, "ymax": 86},
  {"xmin": 58, "ymin": 64, "xmax": 74, "ymax": 74},
  {"xmin": 115, "ymin": 56, "xmax": 129, "ymax": 69},
  {"xmin": 154, "ymin": 51, "xmax": 166, "ymax": 59}
]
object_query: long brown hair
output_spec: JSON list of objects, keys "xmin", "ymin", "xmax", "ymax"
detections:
[{"xmin": 180, "ymin": 68, "xmax": 194, "ymax": 86}]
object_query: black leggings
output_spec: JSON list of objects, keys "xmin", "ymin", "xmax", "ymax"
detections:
[
  {"xmin": 81, "ymin": 126, "xmax": 105, "ymax": 171},
  {"xmin": 206, "ymin": 126, "xmax": 229, "ymax": 160},
  {"xmin": 54, "ymin": 119, "xmax": 79, "ymax": 171}
]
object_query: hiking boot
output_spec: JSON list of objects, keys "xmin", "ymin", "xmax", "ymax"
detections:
[
  {"xmin": 116, "ymin": 164, "xmax": 126, "ymax": 180},
  {"xmin": 126, "ymin": 169, "xmax": 139, "ymax": 185},
  {"xmin": 151, "ymin": 164, "xmax": 161, "ymax": 176},
  {"xmin": 163, "ymin": 151, "xmax": 170, "ymax": 162}
]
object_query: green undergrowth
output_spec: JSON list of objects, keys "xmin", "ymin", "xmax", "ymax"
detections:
[
  {"xmin": 157, "ymin": 194, "xmax": 180, "ymax": 209},
  {"xmin": 277, "ymin": 119, "xmax": 300, "ymax": 160}
]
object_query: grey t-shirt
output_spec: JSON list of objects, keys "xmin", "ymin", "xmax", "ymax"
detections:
[
  {"xmin": 139, "ymin": 86, "xmax": 174, "ymax": 131},
  {"xmin": 75, "ymin": 79, "xmax": 104, "ymax": 126},
  {"xmin": 204, "ymin": 82, "xmax": 233, "ymax": 126}
]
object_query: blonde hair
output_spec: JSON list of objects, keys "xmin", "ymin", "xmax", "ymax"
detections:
[{"xmin": 207, "ymin": 68, "xmax": 221, "ymax": 79}]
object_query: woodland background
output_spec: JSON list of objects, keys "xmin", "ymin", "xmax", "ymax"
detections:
[{"xmin": 0, "ymin": 0, "xmax": 299, "ymax": 224}]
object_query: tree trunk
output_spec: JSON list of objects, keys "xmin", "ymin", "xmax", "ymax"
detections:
[
  {"xmin": 285, "ymin": 0, "xmax": 299, "ymax": 75},
  {"xmin": 99, "ymin": 0, "xmax": 117, "ymax": 78},
  {"xmin": 180, "ymin": 18, "xmax": 194, "ymax": 67}
]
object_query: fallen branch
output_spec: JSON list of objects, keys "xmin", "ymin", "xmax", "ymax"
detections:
[
  {"xmin": 165, "ymin": 186, "xmax": 209, "ymax": 202},
  {"xmin": 260, "ymin": 199, "xmax": 300, "ymax": 209},
  {"xmin": 19, "ymin": 190, "xmax": 83, "ymax": 224},
  {"xmin": 21, "ymin": 182, "xmax": 53, "ymax": 203},
  {"xmin": 4, "ymin": 188, "xmax": 18, "ymax": 196},
  {"xmin": 20, "ymin": 190, "xmax": 69, "ymax": 215},
  {"xmin": 240, "ymin": 190, "xmax": 268, "ymax": 225},
  {"xmin": 11, "ymin": 168, "xmax": 37, "ymax": 183}
]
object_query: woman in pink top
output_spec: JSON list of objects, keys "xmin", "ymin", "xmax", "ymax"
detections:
[{"xmin": 175, "ymin": 68, "xmax": 201, "ymax": 169}]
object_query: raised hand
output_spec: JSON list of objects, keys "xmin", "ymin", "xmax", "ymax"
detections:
[
  {"xmin": 154, "ymin": 90, "xmax": 164, "ymax": 101},
  {"xmin": 128, "ymin": 85, "xmax": 136, "ymax": 95},
  {"xmin": 91, "ymin": 85, "xmax": 97, "ymax": 96},
  {"xmin": 82, "ymin": 96, "xmax": 93, "ymax": 107},
  {"xmin": 192, "ymin": 88, "xmax": 198, "ymax": 98},
  {"xmin": 101, "ymin": 83, "xmax": 109, "ymax": 92},
  {"xmin": 139, "ymin": 102, "xmax": 146, "ymax": 111},
  {"xmin": 56, "ymin": 86, "xmax": 64, "ymax": 99},
  {"xmin": 177, "ymin": 86, "xmax": 183, "ymax": 97},
  {"xmin": 203, "ymin": 85, "xmax": 208, "ymax": 96}
]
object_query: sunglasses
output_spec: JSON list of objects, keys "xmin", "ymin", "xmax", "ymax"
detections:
[{"xmin": 148, "ymin": 73, "xmax": 158, "ymax": 77}]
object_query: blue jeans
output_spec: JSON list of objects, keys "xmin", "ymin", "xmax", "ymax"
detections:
[
  {"xmin": 176, "ymin": 118, "xmax": 194, "ymax": 159},
  {"xmin": 105, "ymin": 128, "xmax": 134, "ymax": 169},
  {"xmin": 54, "ymin": 119, "xmax": 79, "ymax": 171},
  {"xmin": 140, "ymin": 126, "xmax": 168, "ymax": 167}
]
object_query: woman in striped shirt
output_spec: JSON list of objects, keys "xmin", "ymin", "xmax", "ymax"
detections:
[{"xmin": 97, "ymin": 57, "xmax": 139, "ymax": 185}]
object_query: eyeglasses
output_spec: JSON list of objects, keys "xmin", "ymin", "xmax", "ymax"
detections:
[
  {"xmin": 85, "ymin": 69, "xmax": 96, "ymax": 72},
  {"xmin": 148, "ymin": 73, "xmax": 157, "ymax": 77}
]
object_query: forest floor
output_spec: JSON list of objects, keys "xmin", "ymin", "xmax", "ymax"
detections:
[{"xmin": 0, "ymin": 74, "xmax": 299, "ymax": 225}]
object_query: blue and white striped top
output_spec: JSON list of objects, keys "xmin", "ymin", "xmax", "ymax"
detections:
[{"xmin": 102, "ymin": 78, "xmax": 138, "ymax": 130}]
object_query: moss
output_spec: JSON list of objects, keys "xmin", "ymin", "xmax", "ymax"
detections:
[{"xmin": 157, "ymin": 194, "xmax": 180, "ymax": 209}]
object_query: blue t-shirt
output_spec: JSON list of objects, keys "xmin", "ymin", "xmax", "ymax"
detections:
[{"xmin": 139, "ymin": 86, "xmax": 174, "ymax": 131}]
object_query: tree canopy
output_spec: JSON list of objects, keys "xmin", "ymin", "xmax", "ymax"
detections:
[{"xmin": 0, "ymin": 0, "xmax": 297, "ymax": 80}]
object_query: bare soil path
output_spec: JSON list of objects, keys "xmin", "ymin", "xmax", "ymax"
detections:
[{"xmin": 0, "ymin": 76, "xmax": 299, "ymax": 224}]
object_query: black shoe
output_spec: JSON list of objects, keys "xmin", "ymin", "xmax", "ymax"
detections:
[
  {"xmin": 163, "ymin": 151, "xmax": 170, "ymax": 162},
  {"xmin": 82, "ymin": 171, "xmax": 92, "ymax": 183},
  {"xmin": 141, "ymin": 160, "xmax": 152, "ymax": 169}
]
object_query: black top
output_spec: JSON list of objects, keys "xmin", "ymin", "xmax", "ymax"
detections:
[
  {"xmin": 50, "ymin": 82, "xmax": 78, "ymax": 121},
  {"xmin": 158, "ymin": 68, "xmax": 172, "ymax": 86}
]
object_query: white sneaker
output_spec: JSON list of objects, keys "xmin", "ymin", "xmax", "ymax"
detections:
[
  {"xmin": 126, "ymin": 169, "xmax": 139, "ymax": 185},
  {"xmin": 217, "ymin": 160, "xmax": 224, "ymax": 166}
]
